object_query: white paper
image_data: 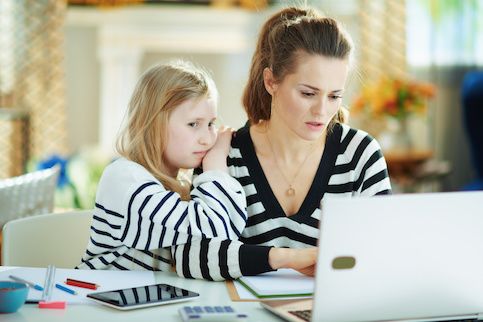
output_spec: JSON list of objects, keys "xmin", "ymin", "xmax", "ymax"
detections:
[
  {"xmin": 0, "ymin": 267, "xmax": 155, "ymax": 305},
  {"xmin": 236, "ymin": 269, "xmax": 314, "ymax": 298}
]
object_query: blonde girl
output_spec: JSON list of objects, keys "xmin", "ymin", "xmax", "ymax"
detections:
[{"xmin": 78, "ymin": 61, "xmax": 247, "ymax": 272}]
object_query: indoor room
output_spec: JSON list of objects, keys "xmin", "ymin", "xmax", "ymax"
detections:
[{"xmin": 1, "ymin": 0, "xmax": 482, "ymax": 321}]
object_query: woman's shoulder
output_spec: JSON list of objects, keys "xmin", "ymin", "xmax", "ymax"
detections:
[
  {"xmin": 337, "ymin": 123, "xmax": 376, "ymax": 144},
  {"xmin": 231, "ymin": 122, "xmax": 251, "ymax": 148},
  {"xmin": 334, "ymin": 123, "xmax": 384, "ymax": 160}
]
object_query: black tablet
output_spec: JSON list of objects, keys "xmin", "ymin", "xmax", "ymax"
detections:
[{"xmin": 86, "ymin": 283, "xmax": 199, "ymax": 310}]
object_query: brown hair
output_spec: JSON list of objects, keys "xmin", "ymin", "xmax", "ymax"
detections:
[
  {"xmin": 116, "ymin": 61, "xmax": 217, "ymax": 200},
  {"xmin": 242, "ymin": 7, "xmax": 353, "ymax": 128}
]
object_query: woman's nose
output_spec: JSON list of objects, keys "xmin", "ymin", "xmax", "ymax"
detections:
[{"xmin": 312, "ymin": 97, "xmax": 326, "ymax": 116}]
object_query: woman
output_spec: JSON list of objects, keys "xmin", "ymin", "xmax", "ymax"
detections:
[{"xmin": 173, "ymin": 6, "xmax": 392, "ymax": 280}]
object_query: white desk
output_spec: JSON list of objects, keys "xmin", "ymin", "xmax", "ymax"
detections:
[{"xmin": 2, "ymin": 269, "xmax": 280, "ymax": 322}]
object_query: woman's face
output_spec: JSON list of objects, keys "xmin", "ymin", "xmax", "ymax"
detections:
[
  {"xmin": 265, "ymin": 54, "xmax": 349, "ymax": 141},
  {"xmin": 164, "ymin": 96, "xmax": 218, "ymax": 177}
]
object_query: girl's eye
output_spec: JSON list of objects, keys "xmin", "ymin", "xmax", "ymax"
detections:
[
  {"xmin": 188, "ymin": 122, "xmax": 199, "ymax": 128},
  {"xmin": 208, "ymin": 121, "xmax": 215, "ymax": 127},
  {"xmin": 329, "ymin": 95, "xmax": 343, "ymax": 101}
]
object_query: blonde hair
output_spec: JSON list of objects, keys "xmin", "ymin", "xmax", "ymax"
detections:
[
  {"xmin": 116, "ymin": 61, "xmax": 217, "ymax": 200},
  {"xmin": 242, "ymin": 6, "xmax": 353, "ymax": 130}
]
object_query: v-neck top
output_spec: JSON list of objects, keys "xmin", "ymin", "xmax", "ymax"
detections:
[
  {"xmin": 173, "ymin": 122, "xmax": 392, "ymax": 281},
  {"xmin": 228, "ymin": 122, "xmax": 391, "ymax": 248}
]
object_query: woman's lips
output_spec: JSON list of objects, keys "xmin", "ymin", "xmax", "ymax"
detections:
[{"xmin": 305, "ymin": 121, "xmax": 324, "ymax": 131}]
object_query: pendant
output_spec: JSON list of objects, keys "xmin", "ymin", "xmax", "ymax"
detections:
[{"xmin": 286, "ymin": 187, "xmax": 295, "ymax": 196}]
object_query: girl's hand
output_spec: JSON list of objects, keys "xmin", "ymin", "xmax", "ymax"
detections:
[
  {"xmin": 268, "ymin": 247, "xmax": 318, "ymax": 277},
  {"xmin": 202, "ymin": 126, "xmax": 234, "ymax": 172}
]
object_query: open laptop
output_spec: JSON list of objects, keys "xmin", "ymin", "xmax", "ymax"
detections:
[{"xmin": 261, "ymin": 191, "xmax": 483, "ymax": 322}]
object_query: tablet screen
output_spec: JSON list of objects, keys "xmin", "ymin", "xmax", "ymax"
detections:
[{"xmin": 87, "ymin": 283, "xmax": 199, "ymax": 309}]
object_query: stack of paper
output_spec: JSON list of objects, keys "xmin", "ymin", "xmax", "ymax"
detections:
[{"xmin": 237, "ymin": 269, "xmax": 314, "ymax": 299}]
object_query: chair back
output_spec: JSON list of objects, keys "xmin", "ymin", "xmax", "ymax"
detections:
[
  {"xmin": 1, "ymin": 210, "xmax": 93, "ymax": 268},
  {"xmin": 0, "ymin": 166, "xmax": 59, "ymax": 227},
  {"xmin": 461, "ymin": 71, "xmax": 483, "ymax": 190}
]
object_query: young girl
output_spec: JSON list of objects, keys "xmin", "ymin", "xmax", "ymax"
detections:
[{"xmin": 78, "ymin": 61, "xmax": 247, "ymax": 272}]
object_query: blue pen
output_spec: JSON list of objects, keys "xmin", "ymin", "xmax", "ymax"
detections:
[
  {"xmin": 9, "ymin": 275, "xmax": 44, "ymax": 291},
  {"xmin": 55, "ymin": 283, "xmax": 77, "ymax": 295}
]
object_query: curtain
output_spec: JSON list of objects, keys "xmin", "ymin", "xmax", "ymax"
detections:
[
  {"xmin": 0, "ymin": 0, "xmax": 68, "ymax": 177},
  {"xmin": 407, "ymin": 0, "xmax": 483, "ymax": 190}
]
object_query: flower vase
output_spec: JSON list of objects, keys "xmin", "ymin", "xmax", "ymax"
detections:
[
  {"xmin": 379, "ymin": 117, "xmax": 413, "ymax": 152},
  {"xmin": 392, "ymin": 117, "xmax": 413, "ymax": 151}
]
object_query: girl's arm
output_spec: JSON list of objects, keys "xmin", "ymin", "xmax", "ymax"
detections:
[
  {"xmin": 105, "ymin": 128, "xmax": 247, "ymax": 251},
  {"xmin": 116, "ymin": 172, "xmax": 247, "ymax": 251},
  {"xmin": 171, "ymin": 238, "xmax": 317, "ymax": 281}
]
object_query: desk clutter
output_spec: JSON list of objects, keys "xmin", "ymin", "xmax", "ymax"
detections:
[{"xmin": 0, "ymin": 266, "xmax": 156, "ymax": 307}]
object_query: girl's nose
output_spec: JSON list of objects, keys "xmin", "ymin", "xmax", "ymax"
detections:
[{"xmin": 199, "ymin": 129, "xmax": 216, "ymax": 146}]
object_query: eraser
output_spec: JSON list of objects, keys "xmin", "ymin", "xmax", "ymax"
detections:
[{"xmin": 38, "ymin": 301, "xmax": 67, "ymax": 309}]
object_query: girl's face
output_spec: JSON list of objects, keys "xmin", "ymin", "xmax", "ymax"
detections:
[
  {"xmin": 265, "ymin": 54, "xmax": 349, "ymax": 141},
  {"xmin": 165, "ymin": 95, "xmax": 217, "ymax": 176}
]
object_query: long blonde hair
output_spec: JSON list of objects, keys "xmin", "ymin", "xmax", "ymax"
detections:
[{"xmin": 117, "ymin": 61, "xmax": 217, "ymax": 200}]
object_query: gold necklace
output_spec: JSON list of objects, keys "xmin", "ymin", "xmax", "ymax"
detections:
[{"xmin": 265, "ymin": 133, "xmax": 316, "ymax": 197}]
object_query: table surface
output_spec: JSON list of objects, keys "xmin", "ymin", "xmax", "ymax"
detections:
[{"xmin": 1, "ymin": 268, "xmax": 280, "ymax": 322}]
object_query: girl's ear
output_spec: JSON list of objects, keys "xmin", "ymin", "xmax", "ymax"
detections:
[{"xmin": 263, "ymin": 67, "xmax": 277, "ymax": 96}]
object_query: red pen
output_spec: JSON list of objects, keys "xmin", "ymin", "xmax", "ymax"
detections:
[{"xmin": 65, "ymin": 278, "xmax": 99, "ymax": 290}]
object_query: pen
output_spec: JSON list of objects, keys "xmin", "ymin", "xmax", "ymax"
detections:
[
  {"xmin": 9, "ymin": 275, "xmax": 44, "ymax": 291},
  {"xmin": 55, "ymin": 283, "xmax": 77, "ymax": 295},
  {"xmin": 65, "ymin": 278, "xmax": 99, "ymax": 290}
]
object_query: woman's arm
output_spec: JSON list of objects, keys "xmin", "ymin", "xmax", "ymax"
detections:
[{"xmin": 171, "ymin": 238, "xmax": 317, "ymax": 281}]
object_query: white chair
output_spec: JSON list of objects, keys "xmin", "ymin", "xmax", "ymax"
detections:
[
  {"xmin": 0, "ymin": 166, "xmax": 60, "ymax": 228},
  {"xmin": 1, "ymin": 210, "xmax": 93, "ymax": 268}
]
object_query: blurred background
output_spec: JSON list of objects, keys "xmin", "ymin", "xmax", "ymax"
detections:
[{"xmin": 1, "ymin": 0, "xmax": 482, "ymax": 210}]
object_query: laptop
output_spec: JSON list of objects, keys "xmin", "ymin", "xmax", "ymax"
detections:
[{"xmin": 261, "ymin": 191, "xmax": 483, "ymax": 322}]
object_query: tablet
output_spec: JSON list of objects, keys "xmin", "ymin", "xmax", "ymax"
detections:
[{"xmin": 86, "ymin": 283, "xmax": 199, "ymax": 310}]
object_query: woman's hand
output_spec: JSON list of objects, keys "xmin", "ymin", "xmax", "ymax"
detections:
[
  {"xmin": 268, "ymin": 247, "xmax": 318, "ymax": 277},
  {"xmin": 202, "ymin": 126, "xmax": 234, "ymax": 172}
]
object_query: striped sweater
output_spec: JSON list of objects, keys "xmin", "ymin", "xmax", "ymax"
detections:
[
  {"xmin": 173, "ymin": 123, "xmax": 392, "ymax": 280},
  {"xmin": 79, "ymin": 122, "xmax": 391, "ymax": 281},
  {"xmin": 77, "ymin": 158, "xmax": 247, "ymax": 271}
]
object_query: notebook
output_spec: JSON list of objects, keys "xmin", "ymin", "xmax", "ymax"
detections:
[
  {"xmin": 237, "ymin": 269, "xmax": 314, "ymax": 298},
  {"xmin": 261, "ymin": 191, "xmax": 483, "ymax": 322}
]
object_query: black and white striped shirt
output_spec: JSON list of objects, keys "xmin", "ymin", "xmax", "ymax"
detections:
[
  {"xmin": 173, "ymin": 123, "xmax": 392, "ymax": 280},
  {"xmin": 77, "ymin": 158, "xmax": 247, "ymax": 271}
]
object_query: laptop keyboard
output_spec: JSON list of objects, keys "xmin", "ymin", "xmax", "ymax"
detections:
[
  {"xmin": 287, "ymin": 310, "xmax": 477, "ymax": 322},
  {"xmin": 289, "ymin": 310, "xmax": 311, "ymax": 321}
]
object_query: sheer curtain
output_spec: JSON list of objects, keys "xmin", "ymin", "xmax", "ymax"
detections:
[
  {"xmin": 0, "ymin": 0, "xmax": 68, "ymax": 175},
  {"xmin": 406, "ymin": 0, "xmax": 483, "ymax": 190}
]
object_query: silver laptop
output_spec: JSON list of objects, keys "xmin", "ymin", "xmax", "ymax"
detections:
[{"xmin": 262, "ymin": 191, "xmax": 483, "ymax": 322}]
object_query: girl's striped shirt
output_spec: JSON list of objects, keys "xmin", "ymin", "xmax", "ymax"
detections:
[{"xmin": 77, "ymin": 157, "xmax": 247, "ymax": 271}]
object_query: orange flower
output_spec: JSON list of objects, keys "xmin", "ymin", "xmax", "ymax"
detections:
[{"xmin": 351, "ymin": 77, "xmax": 436, "ymax": 120}]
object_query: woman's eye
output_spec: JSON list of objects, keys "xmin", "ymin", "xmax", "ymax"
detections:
[
  {"xmin": 188, "ymin": 122, "xmax": 199, "ymax": 128},
  {"xmin": 302, "ymin": 91, "xmax": 315, "ymax": 97},
  {"xmin": 208, "ymin": 121, "xmax": 215, "ymax": 127}
]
